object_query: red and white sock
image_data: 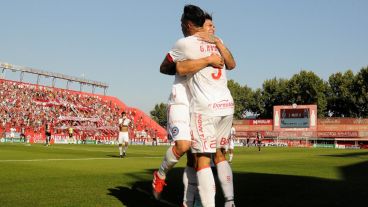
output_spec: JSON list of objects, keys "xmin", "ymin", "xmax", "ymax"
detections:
[
  {"xmin": 216, "ymin": 161, "xmax": 234, "ymax": 202},
  {"xmin": 158, "ymin": 146, "xmax": 180, "ymax": 179},
  {"xmin": 197, "ymin": 167, "xmax": 215, "ymax": 207}
]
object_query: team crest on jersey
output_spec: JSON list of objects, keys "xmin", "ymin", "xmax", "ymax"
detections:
[{"xmin": 171, "ymin": 126, "xmax": 179, "ymax": 137}]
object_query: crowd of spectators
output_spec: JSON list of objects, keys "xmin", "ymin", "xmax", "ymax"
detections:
[{"xmin": 0, "ymin": 79, "xmax": 161, "ymax": 141}]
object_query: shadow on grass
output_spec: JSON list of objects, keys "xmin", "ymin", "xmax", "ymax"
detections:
[
  {"xmin": 322, "ymin": 151, "xmax": 368, "ymax": 158},
  {"xmin": 108, "ymin": 160, "xmax": 368, "ymax": 207},
  {"xmin": 107, "ymin": 185, "xmax": 171, "ymax": 207},
  {"xmin": 106, "ymin": 154, "xmax": 121, "ymax": 158}
]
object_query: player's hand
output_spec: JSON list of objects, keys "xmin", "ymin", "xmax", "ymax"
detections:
[
  {"xmin": 195, "ymin": 32, "xmax": 218, "ymax": 44},
  {"xmin": 207, "ymin": 53, "xmax": 224, "ymax": 68}
]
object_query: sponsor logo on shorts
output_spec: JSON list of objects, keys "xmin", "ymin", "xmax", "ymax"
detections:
[
  {"xmin": 197, "ymin": 114, "xmax": 205, "ymax": 140},
  {"xmin": 171, "ymin": 126, "xmax": 179, "ymax": 137}
]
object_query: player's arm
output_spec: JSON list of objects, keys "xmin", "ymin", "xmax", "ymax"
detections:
[
  {"xmin": 195, "ymin": 32, "xmax": 236, "ymax": 70},
  {"xmin": 176, "ymin": 54, "xmax": 224, "ymax": 76},
  {"xmin": 213, "ymin": 37, "xmax": 236, "ymax": 70},
  {"xmin": 160, "ymin": 38, "xmax": 187, "ymax": 76},
  {"xmin": 160, "ymin": 54, "xmax": 176, "ymax": 75},
  {"xmin": 161, "ymin": 53, "xmax": 224, "ymax": 76}
]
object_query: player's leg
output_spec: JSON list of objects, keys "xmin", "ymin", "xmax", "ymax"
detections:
[
  {"xmin": 196, "ymin": 153, "xmax": 215, "ymax": 207},
  {"xmin": 156, "ymin": 140, "xmax": 191, "ymax": 177},
  {"xmin": 118, "ymin": 143, "xmax": 123, "ymax": 158},
  {"xmin": 214, "ymin": 149, "xmax": 235, "ymax": 207},
  {"xmin": 191, "ymin": 113, "xmax": 218, "ymax": 207},
  {"xmin": 153, "ymin": 139, "xmax": 191, "ymax": 199},
  {"xmin": 214, "ymin": 115, "xmax": 235, "ymax": 207},
  {"xmin": 118, "ymin": 132, "xmax": 124, "ymax": 158},
  {"xmin": 153, "ymin": 104, "xmax": 191, "ymax": 199},
  {"xmin": 123, "ymin": 141, "xmax": 128, "ymax": 157},
  {"xmin": 228, "ymin": 148, "xmax": 234, "ymax": 163},
  {"xmin": 123, "ymin": 133, "xmax": 129, "ymax": 157},
  {"xmin": 182, "ymin": 151, "xmax": 200, "ymax": 207}
]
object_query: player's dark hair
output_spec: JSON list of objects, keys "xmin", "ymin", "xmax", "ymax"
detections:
[
  {"xmin": 181, "ymin": 4, "xmax": 205, "ymax": 27},
  {"xmin": 204, "ymin": 12, "xmax": 212, "ymax": 21},
  {"xmin": 121, "ymin": 111, "xmax": 126, "ymax": 116}
]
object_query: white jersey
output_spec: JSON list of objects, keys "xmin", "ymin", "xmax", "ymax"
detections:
[
  {"xmin": 167, "ymin": 39, "xmax": 193, "ymax": 106},
  {"xmin": 170, "ymin": 36, "xmax": 234, "ymax": 116},
  {"xmin": 119, "ymin": 117, "xmax": 131, "ymax": 127},
  {"xmin": 167, "ymin": 74, "xmax": 191, "ymax": 106},
  {"xmin": 165, "ymin": 41, "xmax": 192, "ymax": 141}
]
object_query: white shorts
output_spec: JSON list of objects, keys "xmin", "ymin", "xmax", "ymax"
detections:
[
  {"xmin": 118, "ymin": 132, "xmax": 129, "ymax": 144},
  {"xmin": 190, "ymin": 113, "xmax": 233, "ymax": 153},
  {"xmin": 167, "ymin": 104, "xmax": 191, "ymax": 141}
]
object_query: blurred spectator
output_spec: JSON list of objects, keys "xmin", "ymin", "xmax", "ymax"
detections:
[{"xmin": 0, "ymin": 79, "xmax": 161, "ymax": 142}]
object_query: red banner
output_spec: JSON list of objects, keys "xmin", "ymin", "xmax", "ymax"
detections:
[
  {"xmin": 318, "ymin": 118, "xmax": 368, "ymax": 125},
  {"xmin": 317, "ymin": 131, "xmax": 359, "ymax": 138},
  {"xmin": 234, "ymin": 125, "xmax": 273, "ymax": 131},
  {"xmin": 233, "ymin": 119, "xmax": 272, "ymax": 125},
  {"xmin": 235, "ymin": 131, "xmax": 315, "ymax": 138},
  {"xmin": 278, "ymin": 131, "xmax": 316, "ymax": 138},
  {"xmin": 250, "ymin": 119, "xmax": 273, "ymax": 125},
  {"xmin": 318, "ymin": 125, "xmax": 368, "ymax": 131},
  {"xmin": 237, "ymin": 131, "xmax": 368, "ymax": 138}
]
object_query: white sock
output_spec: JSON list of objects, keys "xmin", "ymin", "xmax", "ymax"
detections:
[
  {"xmin": 225, "ymin": 200, "xmax": 235, "ymax": 207},
  {"xmin": 216, "ymin": 161, "xmax": 234, "ymax": 202},
  {"xmin": 197, "ymin": 167, "xmax": 215, "ymax": 207},
  {"xmin": 183, "ymin": 166, "xmax": 198, "ymax": 207},
  {"xmin": 229, "ymin": 153, "xmax": 233, "ymax": 162},
  {"xmin": 119, "ymin": 146, "xmax": 123, "ymax": 155},
  {"xmin": 123, "ymin": 145, "xmax": 127, "ymax": 153},
  {"xmin": 158, "ymin": 146, "xmax": 179, "ymax": 179}
]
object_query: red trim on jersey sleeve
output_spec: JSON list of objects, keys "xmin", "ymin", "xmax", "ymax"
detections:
[{"xmin": 166, "ymin": 53, "xmax": 174, "ymax": 63}]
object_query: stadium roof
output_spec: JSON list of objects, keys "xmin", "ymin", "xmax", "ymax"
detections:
[{"xmin": 0, "ymin": 61, "xmax": 108, "ymax": 94}]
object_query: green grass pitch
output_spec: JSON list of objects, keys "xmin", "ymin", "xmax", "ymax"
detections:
[{"xmin": 0, "ymin": 143, "xmax": 367, "ymax": 207}]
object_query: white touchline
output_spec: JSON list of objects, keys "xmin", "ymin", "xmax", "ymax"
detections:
[{"xmin": 0, "ymin": 156, "xmax": 162, "ymax": 162}]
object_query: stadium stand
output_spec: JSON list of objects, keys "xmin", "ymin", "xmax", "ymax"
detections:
[
  {"xmin": 233, "ymin": 118, "xmax": 368, "ymax": 149},
  {"xmin": 0, "ymin": 78, "xmax": 167, "ymax": 144}
]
